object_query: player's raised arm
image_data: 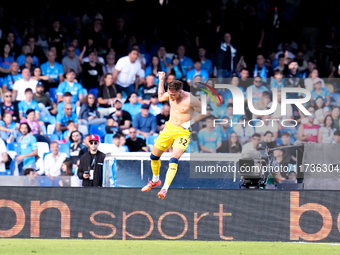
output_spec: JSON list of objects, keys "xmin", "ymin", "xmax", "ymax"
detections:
[{"xmin": 158, "ymin": 71, "xmax": 169, "ymax": 102}]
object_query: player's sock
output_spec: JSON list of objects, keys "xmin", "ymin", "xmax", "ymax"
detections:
[
  {"xmin": 150, "ymin": 154, "xmax": 161, "ymax": 183},
  {"xmin": 163, "ymin": 158, "xmax": 178, "ymax": 191}
]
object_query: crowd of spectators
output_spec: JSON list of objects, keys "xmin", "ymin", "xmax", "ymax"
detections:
[{"xmin": 0, "ymin": 1, "xmax": 340, "ymax": 180}]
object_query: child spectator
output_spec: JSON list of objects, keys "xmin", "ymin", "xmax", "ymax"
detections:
[
  {"xmin": 270, "ymin": 70, "xmax": 284, "ymax": 90},
  {"xmin": 78, "ymin": 93, "xmax": 107, "ymax": 126},
  {"xmin": 57, "ymin": 92, "xmax": 76, "ymax": 113},
  {"xmin": 112, "ymin": 133, "xmax": 128, "ymax": 152}
]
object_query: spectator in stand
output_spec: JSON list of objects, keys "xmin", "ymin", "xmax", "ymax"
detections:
[
  {"xmin": 33, "ymin": 83, "xmax": 57, "ymax": 116},
  {"xmin": 253, "ymin": 91, "xmax": 271, "ymax": 118},
  {"xmin": 44, "ymin": 141, "xmax": 68, "ymax": 177},
  {"xmin": 304, "ymin": 69, "xmax": 325, "ymax": 92},
  {"xmin": 145, "ymin": 55, "xmax": 163, "ymax": 85},
  {"xmin": 186, "ymin": 58, "xmax": 209, "ymax": 86},
  {"xmin": 0, "ymin": 138, "xmax": 8, "ymax": 173},
  {"xmin": 211, "ymin": 95, "xmax": 227, "ymax": 119},
  {"xmin": 59, "ymin": 158, "xmax": 74, "ymax": 186},
  {"xmin": 20, "ymin": 109, "xmax": 48, "ymax": 143},
  {"xmin": 69, "ymin": 130, "xmax": 86, "ymax": 166},
  {"xmin": 149, "ymin": 94, "xmax": 163, "ymax": 116},
  {"xmin": 177, "ymin": 45, "xmax": 193, "ymax": 74},
  {"xmin": 198, "ymin": 46, "xmax": 213, "ymax": 77},
  {"xmin": 62, "ymin": 45, "xmax": 81, "ymax": 75},
  {"xmin": 112, "ymin": 133, "xmax": 128, "ymax": 152},
  {"xmin": 125, "ymin": 127, "xmax": 148, "ymax": 152},
  {"xmin": 215, "ymin": 116, "xmax": 234, "ymax": 141},
  {"xmin": 280, "ymin": 132, "xmax": 296, "ymax": 163},
  {"xmin": 215, "ymin": 32, "xmax": 237, "ymax": 79},
  {"xmin": 78, "ymin": 47, "xmax": 103, "ymax": 91},
  {"xmin": 132, "ymin": 104, "xmax": 157, "ymax": 139},
  {"xmin": 122, "ymin": 92, "xmax": 142, "ymax": 119},
  {"xmin": 238, "ymin": 68, "xmax": 252, "ymax": 91},
  {"xmin": 40, "ymin": 50, "xmax": 64, "ymax": 88},
  {"xmin": 18, "ymin": 88, "xmax": 40, "ymax": 120},
  {"xmin": 0, "ymin": 113, "xmax": 17, "ymax": 142},
  {"xmin": 2, "ymin": 61, "xmax": 22, "ymax": 92},
  {"xmin": 255, "ymin": 114, "xmax": 279, "ymax": 141},
  {"xmin": 120, "ymin": 135, "xmax": 129, "ymax": 152},
  {"xmin": 166, "ymin": 55, "xmax": 187, "ymax": 81},
  {"xmin": 233, "ymin": 115, "xmax": 255, "ymax": 145},
  {"xmin": 112, "ymin": 48, "xmax": 141, "ymax": 97},
  {"xmin": 158, "ymin": 45, "xmax": 171, "ymax": 70},
  {"xmin": 12, "ymin": 68, "xmax": 37, "ymax": 102},
  {"xmin": 318, "ymin": 115, "xmax": 336, "ymax": 143},
  {"xmin": 57, "ymin": 68, "xmax": 84, "ymax": 106},
  {"xmin": 26, "ymin": 35, "xmax": 45, "ymax": 64},
  {"xmin": 16, "ymin": 123, "xmax": 38, "ymax": 172},
  {"xmin": 198, "ymin": 116, "xmax": 222, "ymax": 153},
  {"xmin": 333, "ymin": 130, "xmax": 340, "ymax": 143},
  {"xmin": 16, "ymin": 45, "xmax": 39, "ymax": 67},
  {"xmin": 31, "ymin": 67, "xmax": 50, "ymax": 87},
  {"xmin": 63, "ymin": 120, "xmax": 77, "ymax": 142},
  {"xmin": 0, "ymin": 91, "xmax": 19, "ymax": 122},
  {"xmin": 245, "ymin": 76, "xmax": 269, "ymax": 103},
  {"xmin": 156, "ymin": 103, "xmax": 170, "ymax": 132},
  {"xmin": 270, "ymin": 70, "xmax": 284, "ymax": 90},
  {"xmin": 224, "ymin": 76, "xmax": 245, "ymax": 105},
  {"xmin": 331, "ymin": 107, "xmax": 340, "ymax": 130},
  {"xmin": 19, "ymin": 53, "xmax": 37, "ymax": 75},
  {"xmin": 283, "ymin": 58, "xmax": 303, "ymax": 98},
  {"xmin": 138, "ymin": 75, "xmax": 158, "ymax": 104},
  {"xmin": 57, "ymin": 92, "xmax": 76, "ymax": 114},
  {"xmin": 273, "ymin": 54, "xmax": 285, "ymax": 71},
  {"xmin": 242, "ymin": 133, "xmax": 261, "ymax": 154},
  {"xmin": 217, "ymin": 131, "xmax": 242, "ymax": 153},
  {"xmin": 6, "ymin": 32, "xmax": 21, "ymax": 59},
  {"xmin": 0, "ymin": 43, "xmax": 14, "ymax": 70},
  {"xmin": 78, "ymin": 93, "xmax": 106, "ymax": 126},
  {"xmin": 102, "ymin": 52, "xmax": 116, "ymax": 75},
  {"xmin": 272, "ymin": 148, "xmax": 292, "ymax": 178},
  {"xmin": 47, "ymin": 19, "xmax": 66, "ymax": 58},
  {"xmin": 56, "ymin": 103, "xmax": 78, "ymax": 133},
  {"xmin": 252, "ymin": 54, "xmax": 273, "ymax": 84},
  {"xmin": 225, "ymin": 103, "xmax": 242, "ymax": 123},
  {"xmin": 311, "ymin": 78, "xmax": 330, "ymax": 106},
  {"xmin": 97, "ymin": 73, "xmax": 122, "ymax": 117},
  {"xmin": 262, "ymin": 131, "xmax": 277, "ymax": 149},
  {"xmin": 298, "ymin": 106, "xmax": 319, "ymax": 143},
  {"xmin": 314, "ymin": 97, "xmax": 331, "ymax": 125}
]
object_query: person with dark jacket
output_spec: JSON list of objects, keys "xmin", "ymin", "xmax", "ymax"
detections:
[
  {"xmin": 78, "ymin": 93, "xmax": 107, "ymax": 126},
  {"xmin": 77, "ymin": 134, "xmax": 106, "ymax": 187}
]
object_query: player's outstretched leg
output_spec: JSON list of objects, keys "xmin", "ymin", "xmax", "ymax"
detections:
[
  {"xmin": 158, "ymin": 157, "xmax": 179, "ymax": 199},
  {"xmin": 141, "ymin": 153, "xmax": 162, "ymax": 192}
]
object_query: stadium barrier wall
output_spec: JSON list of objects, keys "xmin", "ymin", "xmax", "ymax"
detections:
[{"xmin": 1, "ymin": 187, "xmax": 340, "ymax": 241}]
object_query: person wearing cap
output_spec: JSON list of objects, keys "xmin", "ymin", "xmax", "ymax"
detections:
[
  {"xmin": 186, "ymin": 57, "xmax": 209, "ymax": 86},
  {"xmin": 132, "ymin": 103, "xmax": 157, "ymax": 139},
  {"xmin": 107, "ymin": 98, "xmax": 132, "ymax": 133},
  {"xmin": 311, "ymin": 77, "xmax": 330, "ymax": 106},
  {"xmin": 97, "ymin": 73, "xmax": 122, "ymax": 118},
  {"xmin": 33, "ymin": 82, "xmax": 57, "ymax": 116},
  {"xmin": 56, "ymin": 68, "xmax": 84, "ymax": 106},
  {"xmin": 77, "ymin": 134, "xmax": 106, "ymax": 187}
]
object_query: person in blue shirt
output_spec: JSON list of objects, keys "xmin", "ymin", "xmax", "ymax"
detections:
[
  {"xmin": 225, "ymin": 103, "xmax": 242, "ymax": 123},
  {"xmin": 122, "ymin": 92, "xmax": 142, "ymax": 119},
  {"xmin": 246, "ymin": 76, "xmax": 269, "ymax": 102},
  {"xmin": 145, "ymin": 55, "xmax": 165, "ymax": 85},
  {"xmin": 158, "ymin": 46, "xmax": 171, "ymax": 71},
  {"xmin": 198, "ymin": 46, "xmax": 213, "ymax": 76},
  {"xmin": 211, "ymin": 94, "xmax": 227, "ymax": 118},
  {"xmin": 16, "ymin": 45, "xmax": 39, "ymax": 66},
  {"xmin": 215, "ymin": 116, "xmax": 234, "ymax": 141},
  {"xmin": 57, "ymin": 92, "xmax": 77, "ymax": 113},
  {"xmin": 165, "ymin": 55, "xmax": 186, "ymax": 80},
  {"xmin": 186, "ymin": 58, "xmax": 209, "ymax": 86},
  {"xmin": 132, "ymin": 103, "xmax": 157, "ymax": 139},
  {"xmin": 57, "ymin": 68, "xmax": 84, "ymax": 106},
  {"xmin": 270, "ymin": 70, "xmax": 284, "ymax": 90},
  {"xmin": 198, "ymin": 116, "xmax": 223, "ymax": 153},
  {"xmin": 0, "ymin": 43, "xmax": 15, "ymax": 69},
  {"xmin": 18, "ymin": 88, "xmax": 40, "ymax": 120},
  {"xmin": 40, "ymin": 50, "xmax": 64, "ymax": 88},
  {"xmin": 311, "ymin": 77, "xmax": 330, "ymax": 106},
  {"xmin": 16, "ymin": 123, "xmax": 38, "ymax": 173},
  {"xmin": 177, "ymin": 45, "xmax": 193, "ymax": 74},
  {"xmin": 138, "ymin": 75, "xmax": 158, "ymax": 104},
  {"xmin": 2, "ymin": 61, "xmax": 22, "ymax": 91},
  {"xmin": 56, "ymin": 103, "xmax": 78, "ymax": 133},
  {"xmin": 222, "ymin": 76, "xmax": 245, "ymax": 105}
]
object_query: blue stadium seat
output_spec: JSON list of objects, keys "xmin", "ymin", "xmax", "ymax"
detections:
[
  {"xmin": 40, "ymin": 124, "xmax": 47, "ymax": 135},
  {"xmin": 89, "ymin": 88, "xmax": 98, "ymax": 98},
  {"xmin": 90, "ymin": 125, "xmax": 107, "ymax": 140},
  {"xmin": 59, "ymin": 143, "xmax": 70, "ymax": 156},
  {"xmin": 49, "ymin": 88, "xmax": 58, "ymax": 103},
  {"xmin": 41, "ymin": 115, "xmax": 56, "ymax": 124},
  {"xmin": 7, "ymin": 142, "xmax": 21, "ymax": 154},
  {"xmin": 36, "ymin": 177, "xmax": 53, "ymax": 187},
  {"xmin": 47, "ymin": 134, "xmax": 59, "ymax": 141},
  {"xmin": 104, "ymin": 134, "xmax": 114, "ymax": 144},
  {"xmin": 146, "ymin": 135, "xmax": 158, "ymax": 146}
]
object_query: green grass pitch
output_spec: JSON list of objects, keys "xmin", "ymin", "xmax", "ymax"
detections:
[{"xmin": 1, "ymin": 239, "xmax": 340, "ymax": 255}]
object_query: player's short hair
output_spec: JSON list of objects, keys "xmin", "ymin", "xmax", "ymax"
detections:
[{"xmin": 168, "ymin": 80, "xmax": 183, "ymax": 91}]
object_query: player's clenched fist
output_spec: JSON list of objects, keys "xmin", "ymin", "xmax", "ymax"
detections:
[{"xmin": 158, "ymin": 71, "xmax": 165, "ymax": 81}]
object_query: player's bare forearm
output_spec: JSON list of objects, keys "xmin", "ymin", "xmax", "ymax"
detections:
[{"xmin": 158, "ymin": 71, "xmax": 169, "ymax": 102}]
